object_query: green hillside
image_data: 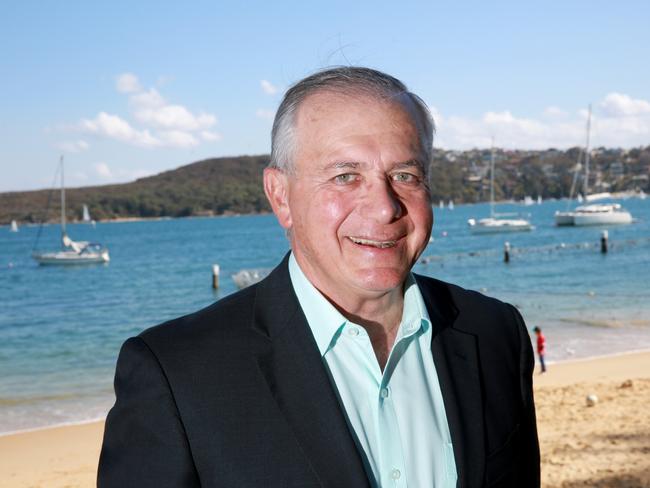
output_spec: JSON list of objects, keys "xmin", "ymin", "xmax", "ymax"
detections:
[
  {"xmin": 0, "ymin": 155, "xmax": 271, "ymax": 224},
  {"xmin": 2, "ymin": 147, "xmax": 648, "ymax": 225}
]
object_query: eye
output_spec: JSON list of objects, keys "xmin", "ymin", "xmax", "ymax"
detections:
[
  {"xmin": 391, "ymin": 172, "xmax": 419, "ymax": 184},
  {"xmin": 333, "ymin": 173, "xmax": 357, "ymax": 184}
]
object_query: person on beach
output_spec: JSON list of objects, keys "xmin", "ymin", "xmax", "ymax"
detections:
[
  {"xmin": 99, "ymin": 67, "xmax": 540, "ymax": 487},
  {"xmin": 533, "ymin": 326, "xmax": 547, "ymax": 373}
]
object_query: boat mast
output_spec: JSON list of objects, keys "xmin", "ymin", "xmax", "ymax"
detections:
[
  {"xmin": 60, "ymin": 155, "xmax": 66, "ymax": 242},
  {"xmin": 583, "ymin": 104, "xmax": 592, "ymax": 197},
  {"xmin": 490, "ymin": 139, "xmax": 495, "ymax": 218}
]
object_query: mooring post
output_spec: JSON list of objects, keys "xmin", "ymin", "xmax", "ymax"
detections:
[
  {"xmin": 504, "ymin": 241, "xmax": 511, "ymax": 263},
  {"xmin": 600, "ymin": 230, "xmax": 608, "ymax": 254},
  {"xmin": 212, "ymin": 264, "xmax": 220, "ymax": 289}
]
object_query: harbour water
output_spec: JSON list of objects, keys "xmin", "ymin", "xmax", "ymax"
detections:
[{"xmin": 1, "ymin": 197, "xmax": 649, "ymax": 434}]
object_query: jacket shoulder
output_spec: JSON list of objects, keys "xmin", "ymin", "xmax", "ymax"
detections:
[
  {"xmin": 139, "ymin": 284, "xmax": 258, "ymax": 353},
  {"xmin": 414, "ymin": 273, "xmax": 523, "ymax": 333}
]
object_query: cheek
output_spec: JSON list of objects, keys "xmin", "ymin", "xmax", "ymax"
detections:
[
  {"xmin": 311, "ymin": 193, "xmax": 352, "ymax": 232},
  {"xmin": 408, "ymin": 199, "xmax": 434, "ymax": 234}
]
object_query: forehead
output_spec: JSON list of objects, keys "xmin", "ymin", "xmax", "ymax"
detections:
[
  {"xmin": 293, "ymin": 91, "xmax": 424, "ymax": 167},
  {"xmin": 296, "ymin": 90, "xmax": 418, "ymax": 129}
]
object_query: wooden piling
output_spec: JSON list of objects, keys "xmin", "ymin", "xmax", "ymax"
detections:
[
  {"xmin": 504, "ymin": 241, "xmax": 511, "ymax": 263},
  {"xmin": 212, "ymin": 264, "xmax": 220, "ymax": 289},
  {"xmin": 601, "ymin": 230, "xmax": 608, "ymax": 254}
]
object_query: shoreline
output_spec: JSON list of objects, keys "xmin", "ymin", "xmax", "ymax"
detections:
[
  {"xmin": 2, "ymin": 348, "xmax": 650, "ymax": 438},
  {"xmin": 3, "ymin": 211, "xmax": 276, "ymax": 227},
  {"xmin": 543, "ymin": 346, "xmax": 650, "ymax": 366},
  {"xmin": 2, "ymin": 350, "xmax": 649, "ymax": 487}
]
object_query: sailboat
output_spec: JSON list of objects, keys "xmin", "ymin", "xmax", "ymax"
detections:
[
  {"xmin": 554, "ymin": 106, "xmax": 632, "ymax": 226},
  {"xmin": 32, "ymin": 157, "xmax": 110, "ymax": 265},
  {"xmin": 468, "ymin": 144, "xmax": 534, "ymax": 234},
  {"xmin": 10, "ymin": 220, "xmax": 19, "ymax": 232},
  {"xmin": 82, "ymin": 204, "xmax": 91, "ymax": 222},
  {"xmin": 82, "ymin": 204, "xmax": 96, "ymax": 227}
]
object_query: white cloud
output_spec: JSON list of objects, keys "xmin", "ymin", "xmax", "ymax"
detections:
[
  {"xmin": 543, "ymin": 106, "xmax": 567, "ymax": 118},
  {"xmin": 56, "ymin": 140, "xmax": 89, "ymax": 153},
  {"xmin": 158, "ymin": 130, "xmax": 199, "ymax": 148},
  {"xmin": 80, "ymin": 112, "xmax": 161, "ymax": 147},
  {"xmin": 71, "ymin": 74, "xmax": 220, "ymax": 150},
  {"xmin": 95, "ymin": 162, "xmax": 113, "ymax": 179},
  {"xmin": 201, "ymin": 130, "xmax": 222, "ymax": 141},
  {"xmin": 130, "ymin": 88, "xmax": 165, "ymax": 109},
  {"xmin": 256, "ymin": 108, "xmax": 275, "ymax": 120},
  {"xmin": 434, "ymin": 92, "xmax": 650, "ymax": 149},
  {"xmin": 116, "ymin": 73, "xmax": 141, "ymax": 94},
  {"xmin": 260, "ymin": 80, "xmax": 278, "ymax": 95},
  {"xmin": 93, "ymin": 163, "xmax": 152, "ymax": 182},
  {"xmin": 127, "ymin": 86, "xmax": 217, "ymax": 133},
  {"xmin": 600, "ymin": 92, "xmax": 650, "ymax": 117},
  {"xmin": 134, "ymin": 103, "xmax": 216, "ymax": 131}
]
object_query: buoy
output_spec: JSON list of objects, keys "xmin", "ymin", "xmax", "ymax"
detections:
[{"xmin": 212, "ymin": 264, "xmax": 220, "ymax": 289}]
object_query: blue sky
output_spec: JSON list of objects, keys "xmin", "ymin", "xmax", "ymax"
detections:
[{"xmin": 2, "ymin": 0, "xmax": 649, "ymax": 191}]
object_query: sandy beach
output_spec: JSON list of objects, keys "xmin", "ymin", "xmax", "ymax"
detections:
[{"xmin": 1, "ymin": 351, "xmax": 649, "ymax": 487}]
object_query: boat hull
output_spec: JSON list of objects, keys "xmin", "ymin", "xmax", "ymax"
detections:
[
  {"xmin": 573, "ymin": 212, "xmax": 633, "ymax": 226},
  {"xmin": 554, "ymin": 212, "xmax": 575, "ymax": 226},
  {"xmin": 556, "ymin": 204, "xmax": 633, "ymax": 227},
  {"xmin": 33, "ymin": 250, "xmax": 110, "ymax": 265},
  {"xmin": 468, "ymin": 218, "xmax": 534, "ymax": 234}
]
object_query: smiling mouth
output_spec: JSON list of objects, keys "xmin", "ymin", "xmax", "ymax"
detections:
[{"xmin": 348, "ymin": 236, "xmax": 397, "ymax": 248}]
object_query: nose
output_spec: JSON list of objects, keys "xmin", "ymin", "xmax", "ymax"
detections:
[{"xmin": 359, "ymin": 177, "xmax": 403, "ymax": 223}]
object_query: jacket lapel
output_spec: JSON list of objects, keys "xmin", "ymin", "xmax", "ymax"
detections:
[
  {"xmin": 416, "ymin": 275, "xmax": 486, "ymax": 488},
  {"xmin": 249, "ymin": 255, "xmax": 370, "ymax": 488}
]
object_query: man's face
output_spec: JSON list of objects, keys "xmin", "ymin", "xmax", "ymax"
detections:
[{"xmin": 265, "ymin": 91, "xmax": 433, "ymax": 302}]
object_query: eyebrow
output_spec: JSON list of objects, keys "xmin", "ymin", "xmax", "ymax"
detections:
[
  {"xmin": 321, "ymin": 160, "xmax": 425, "ymax": 172},
  {"xmin": 322, "ymin": 161, "xmax": 361, "ymax": 171},
  {"xmin": 392, "ymin": 160, "xmax": 424, "ymax": 171}
]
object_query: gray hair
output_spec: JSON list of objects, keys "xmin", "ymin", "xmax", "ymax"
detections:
[{"xmin": 269, "ymin": 66, "xmax": 435, "ymax": 176}]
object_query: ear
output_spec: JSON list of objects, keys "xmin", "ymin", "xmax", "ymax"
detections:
[{"xmin": 263, "ymin": 168, "xmax": 292, "ymax": 230}]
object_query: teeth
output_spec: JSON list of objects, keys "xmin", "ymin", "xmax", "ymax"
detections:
[{"xmin": 349, "ymin": 237, "xmax": 396, "ymax": 248}]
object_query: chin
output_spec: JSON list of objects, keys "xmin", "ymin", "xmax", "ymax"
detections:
[{"xmin": 354, "ymin": 268, "xmax": 409, "ymax": 293}]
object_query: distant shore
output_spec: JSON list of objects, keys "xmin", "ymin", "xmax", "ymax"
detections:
[
  {"xmin": 4, "ymin": 211, "xmax": 276, "ymax": 227},
  {"xmin": 3, "ymin": 190, "xmax": 647, "ymax": 226},
  {"xmin": 1, "ymin": 350, "xmax": 649, "ymax": 487}
]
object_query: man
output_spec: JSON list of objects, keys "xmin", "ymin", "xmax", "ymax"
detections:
[{"xmin": 99, "ymin": 67, "xmax": 539, "ymax": 487}]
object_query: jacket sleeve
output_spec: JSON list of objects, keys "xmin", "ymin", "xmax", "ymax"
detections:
[
  {"xmin": 510, "ymin": 305, "xmax": 541, "ymax": 487},
  {"xmin": 98, "ymin": 337, "xmax": 201, "ymax": 487}
]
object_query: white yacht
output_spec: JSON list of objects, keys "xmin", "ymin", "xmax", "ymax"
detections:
[
  {"xmin": 555, "ymin": 106, "xmax": 632, "ymax": 227},
  {"xmin": 468, "ymin": 217, "xmax": 534, "ymax": 234},
  {"xmin": 33, "ymin": 157, "xmax": 110, "ymax": 265},
  {"xmin": 469, "ymin": 144, "xmax": 534, "ymax": 234},
  {"xmin": 572, "ymin": 203, "xmax": 633, "ymax": 226}
]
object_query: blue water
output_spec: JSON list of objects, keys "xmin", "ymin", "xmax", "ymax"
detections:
[{"xmin": 1, "ymin": 198, "xmax": 649, "ymax": 433}]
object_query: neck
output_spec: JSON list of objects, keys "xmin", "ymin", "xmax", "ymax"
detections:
[{"xmin": 296, "ymin": 255, "xmax": 406, "ymax": 370}]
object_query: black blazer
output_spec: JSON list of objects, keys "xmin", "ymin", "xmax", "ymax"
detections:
[{"xmin": 98, "ymin": 255, "xmax": 540, "ymax": 487}]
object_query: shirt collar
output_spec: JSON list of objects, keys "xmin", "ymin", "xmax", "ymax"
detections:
[
  {"xmin": 288, "ymin": 253, "xmax": 431, "ymax": 356},
  {"xmin": 289, "ymin": 253, "xmax": 346, "ymax": 355}
]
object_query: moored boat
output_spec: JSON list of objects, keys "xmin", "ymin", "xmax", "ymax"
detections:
[{"xmin": 32, "ymin": 157, "xmax": 110, "ymax": 265}]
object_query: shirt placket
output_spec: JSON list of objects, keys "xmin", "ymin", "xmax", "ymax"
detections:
[{"xmin": 377, "ymin": 329, "xmax": 418, "ymax": 488}]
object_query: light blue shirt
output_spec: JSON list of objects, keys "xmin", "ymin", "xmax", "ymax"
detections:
[{"xmin": 288, "ymin": 254, "xmax": 457, "ymax": 487}]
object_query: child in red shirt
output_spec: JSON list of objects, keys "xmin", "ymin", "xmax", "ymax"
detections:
[{"xmin": 533, "ymin": 326, "xmax": 546, "ymax": 373}]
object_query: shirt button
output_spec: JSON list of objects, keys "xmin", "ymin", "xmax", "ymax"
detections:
[
  {"xmin": 348, "ymin": 327, "xmax": 360, "ymax": 337},
  {"xmin": 390, "ymin": 468, "xmax": 401, "ymax": 480},
  {"xmin": 380, "ymin": 387, "xmax": 390, "ymax": 399}
]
